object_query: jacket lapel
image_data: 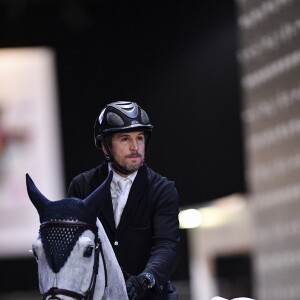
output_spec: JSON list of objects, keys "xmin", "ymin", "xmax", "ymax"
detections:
[
  {"xmin": 117, "ymin": 165, "xmax": 150, "ymax": 233},
  {"xmin": 92, "ymin": 163, "xmax": 116, "ymax": 234}
]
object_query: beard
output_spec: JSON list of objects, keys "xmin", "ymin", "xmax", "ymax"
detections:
[
  {"xmin": 123, "ymin": 163, "xmax": 141, "ymax": 173},
  {"xmin": 113, "ymin": 153, "xmax": 144, "ymax": 175},
  {"xmin": 123, "ymin": 157, "xmax": 144, "ymax": 173}
]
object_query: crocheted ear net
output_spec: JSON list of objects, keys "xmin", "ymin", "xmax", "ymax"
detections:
[{"xmin": 39, "ymin": 198, "xmax": 97, "ymax": 273}]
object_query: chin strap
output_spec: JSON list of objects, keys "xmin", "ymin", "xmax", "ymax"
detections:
[
  {"xmin": 102, "ymin": 140, "xmax": 133, "ymax": 176},
  {"xmin": 110, "ymin": 161, "xmax": 132, "ymax": 176}
]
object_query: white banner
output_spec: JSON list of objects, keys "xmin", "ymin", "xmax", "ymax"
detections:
[{"xmin": 0, "ymin": 47, "xmax": 64, "ymax": 257}]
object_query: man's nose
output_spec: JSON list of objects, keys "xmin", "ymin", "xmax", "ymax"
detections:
[{"xmin": 130, "ymin": 140, "xmax": 138, "ymax": 150}]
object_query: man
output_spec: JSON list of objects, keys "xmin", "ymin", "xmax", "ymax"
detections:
[{"xmin": 67, "ymin": 101, "xmax": 180, "ymax": 299}]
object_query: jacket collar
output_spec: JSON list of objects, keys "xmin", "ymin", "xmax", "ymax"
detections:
[{"xmin": 95, "ymin": 162, "xmax": 150, "ymax": 234}]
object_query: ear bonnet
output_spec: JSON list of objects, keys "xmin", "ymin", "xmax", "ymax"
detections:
[{"xmin": 27, "ymin": 172, "xmax": 112, "ymax": 273}]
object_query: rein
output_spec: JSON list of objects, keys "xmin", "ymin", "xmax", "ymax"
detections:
[{"xmin": 40, "ymin": 220, "xmax": 108, "ymax": 300}]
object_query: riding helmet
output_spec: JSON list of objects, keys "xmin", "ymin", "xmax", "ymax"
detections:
[{"xmin": 94, "ymin": 101, "xmax": 153, "ymax": 149}]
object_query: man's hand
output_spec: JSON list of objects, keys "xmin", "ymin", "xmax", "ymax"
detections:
[{"xmin": 126, "ymin": 273, "xmax": 154, "ymax": 300}]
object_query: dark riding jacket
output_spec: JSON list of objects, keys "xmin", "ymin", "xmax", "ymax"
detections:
[{"xmin": 67, "ymin": 162, "xmax": 180, "ymax": 299}]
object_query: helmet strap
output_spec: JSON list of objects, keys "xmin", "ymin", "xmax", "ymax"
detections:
[
  {"xmin": 110, "ymin": 161, "xmax": 132, "ymax": 176},
  {"xmin": 102, "ymin": 138, "xmax": 133, "ymax": 176}
]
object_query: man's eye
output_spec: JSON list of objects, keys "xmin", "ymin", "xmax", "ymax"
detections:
[{"xmin": 83, "ymin": 246, "xmax": 94, "ymax": 257}]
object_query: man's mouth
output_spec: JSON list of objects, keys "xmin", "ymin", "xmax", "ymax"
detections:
[{"xmin": 127, "ymin": 153, "xmax": 141, "ymax": 158}]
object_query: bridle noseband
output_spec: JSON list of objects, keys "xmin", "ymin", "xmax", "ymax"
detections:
[{"xmin": 39, "ymin": 221, "xmax": 108, "ymax": 300}]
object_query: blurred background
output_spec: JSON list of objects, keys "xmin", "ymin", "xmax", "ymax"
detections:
[{"xmin": 0, "ymin": 0, "xmax": 299, "ymax": 299}]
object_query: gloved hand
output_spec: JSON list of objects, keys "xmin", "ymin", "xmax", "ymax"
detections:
[{"xmin": 125, "ymin": 273, "xmax": 150, "ymax": 300}]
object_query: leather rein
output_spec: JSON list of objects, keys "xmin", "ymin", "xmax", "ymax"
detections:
[{"xmin": 39, "ymin": 220, "xmax": 108, "ymax": 300}]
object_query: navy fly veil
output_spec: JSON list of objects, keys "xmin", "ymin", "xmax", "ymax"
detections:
[
  {"xmin": 26, "ymin": 172, "xmax": 112, "ymax": 273},
  {"xmin": 39, "ymin": 199, "xmax": 97, "ymax": 273}
]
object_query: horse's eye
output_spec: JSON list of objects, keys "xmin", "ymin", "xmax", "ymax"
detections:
[
  {"xmin": 32, "ymin": 248, "xmax": 39, "ymax": 261},
  {"xmin": 83, "ymin": 245, "xmax": 94, "ymax": 257}
]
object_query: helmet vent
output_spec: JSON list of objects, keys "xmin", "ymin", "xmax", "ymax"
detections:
[
  {"xmin": 107, "ymin": 112, "xmax": 124, "ymax": 126},
  {"xmin": 110, "ymin": 101, "xmax": 138, "ymax": 118}
]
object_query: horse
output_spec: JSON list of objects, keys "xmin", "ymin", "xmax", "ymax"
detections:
[{"xmin": 26, "ymin": 172, "xmax": 128, "ymax": 300}]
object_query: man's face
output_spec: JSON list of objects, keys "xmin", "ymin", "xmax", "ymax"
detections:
[{"xmin": 104, "ymin": 131, "xmax": 145, "ymax": 175}]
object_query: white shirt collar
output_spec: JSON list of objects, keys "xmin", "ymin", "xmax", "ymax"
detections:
[{"xmin": 108, "ymin": 164, "xmax": 138, "ymax": 185}]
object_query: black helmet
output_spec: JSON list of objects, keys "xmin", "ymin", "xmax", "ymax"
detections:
[{"xmin": 94, "ymin": 101, "xmax": 153, "ymax": 149}]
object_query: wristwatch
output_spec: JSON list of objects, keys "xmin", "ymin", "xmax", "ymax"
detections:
[{"xmin": 142, "ymin": 272, "xmax": 156, "ymax": 289}]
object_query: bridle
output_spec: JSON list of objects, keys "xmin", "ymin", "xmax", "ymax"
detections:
[{"xmin": 39, "ymin": 220, "xmax": 108, "ymax": 300}]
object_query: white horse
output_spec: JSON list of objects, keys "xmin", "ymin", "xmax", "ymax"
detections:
[{"xmin": 26, "ymin": 172, "xmax": 128, "ymax": 300}]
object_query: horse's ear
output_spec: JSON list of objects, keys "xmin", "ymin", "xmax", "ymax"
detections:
[
  {"xmin": 26, "ymin": 173, "xmax": 50, "ymax": 211},
  {"xmin": 84, "ymin": 171, "xmax": 113, "ymax": 215}
]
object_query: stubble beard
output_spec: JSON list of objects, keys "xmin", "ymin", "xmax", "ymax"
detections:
[
  {"xmin": 121, "ymin": 154, "xmax": 144, "ymax": 174},
  {"xmin": 124, "ymin": 158, "xmax": 144, "ymax": 173}
]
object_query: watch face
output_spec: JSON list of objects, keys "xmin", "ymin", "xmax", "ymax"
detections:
[{"xmin": 145, "ymin": 273, "xmax": 155, "ymax": 288}]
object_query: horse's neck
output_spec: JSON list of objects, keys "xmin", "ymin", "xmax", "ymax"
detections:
[{"xmin": 95, "ymin": 219, "xmax": 128, "ymax": 300}]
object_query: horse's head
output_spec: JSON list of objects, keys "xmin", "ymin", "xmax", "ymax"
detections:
[{"xmin": 27, "ymin": 172, "xmax": 112, "ymax": 300}]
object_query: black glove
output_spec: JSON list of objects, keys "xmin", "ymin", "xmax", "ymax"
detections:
[{"xmin": 126, "ymin": 273, "xmax": 153, "ymax": 300}]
